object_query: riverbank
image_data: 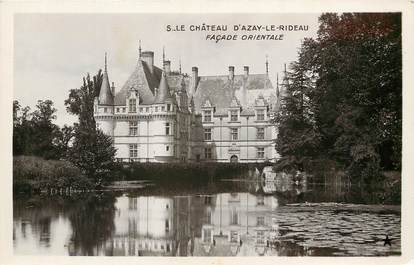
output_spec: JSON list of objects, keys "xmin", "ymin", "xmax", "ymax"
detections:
[
  {"xmin": 13, "ymin": 156, "xmax": 400, "ymax": 205},
  {"xmin": 13, "ymin": 156, "xmax": 93, "ymax": 194}
]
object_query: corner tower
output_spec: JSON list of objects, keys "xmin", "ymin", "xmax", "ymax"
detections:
[{"xmin": 94, "ymin": 52, "xmax": 115, "ymax": 136}]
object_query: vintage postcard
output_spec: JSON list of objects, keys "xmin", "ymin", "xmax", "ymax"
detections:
[{"xmin": 0, "ymin": 1, "xmax": 413, "ymax": 265}]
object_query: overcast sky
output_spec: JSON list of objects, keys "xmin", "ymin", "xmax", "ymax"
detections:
[{"xmin": 14, "ymin": 13, "xmax": 320, "ymax": 127}]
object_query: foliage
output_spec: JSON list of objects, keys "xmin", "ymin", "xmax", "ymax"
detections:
[
  {"xmin": 65, "ymin": 70, "xmax": 102, "ymax": 129},
  {"xmin": 13, "ymin": 156, "xmax": 93, "ymax": 193},
  {"xmin": 13, "ymin": 100, "xmax": 68, "ymax": 159},
  {"xmin": 68, "ymin": 129, "xmax": 116, "ymax": 186},
  {"xmin": 65, "ymin": 70, "xmax": 116, "ymax": 186},
  {"xmin": 274, "ymin": 13, "xmax": 401, "ymax": 184},
  {"xmin": 274, "ymin": 39, "xmax": 321, "ymax": 172}
]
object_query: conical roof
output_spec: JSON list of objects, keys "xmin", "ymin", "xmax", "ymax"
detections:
[
  {"xmin": 154, "ymin": 71, "xmax": 173, "ymax": 104},
  {"xmin": 98, "ymin": 54, "xmax": 114, "ymax": 105}
]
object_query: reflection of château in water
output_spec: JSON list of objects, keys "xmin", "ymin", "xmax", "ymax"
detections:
[
  {"xmin": 104, "ymin": 192, "xmax": 278, "ymax": 256},
  {"xmin": 194, "ymin": 192, "xmax": 278, "ymax": 256}
]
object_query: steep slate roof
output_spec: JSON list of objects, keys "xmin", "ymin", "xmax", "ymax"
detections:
[
  {"xmin": 192, "ymin": 74, "xmax": 275, "ymax": 113},
  {"xmin": 166, "ymin": 74, "xmax": 188, "ymax": 93},
  {"xmin": 154, "ymin": 72, "xmax": 174, "ymax": 104},
  {"xmin": 113, "ymin": 62, "xmax": 276, "ymax": 110},
  {"xmin": 114, "ymin": 60, "xmax": 162, "ymax": 105},
  {"xmin": 98, "ymin": 69, "xmax": 114, "ymax": 105}
]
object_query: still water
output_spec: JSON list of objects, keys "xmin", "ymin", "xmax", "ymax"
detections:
[{"xmin": 13, "ymin": 178, "xmax": 401, "ymax": 256}]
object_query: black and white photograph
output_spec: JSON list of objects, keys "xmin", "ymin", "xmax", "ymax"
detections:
[{"xmin": 1, "ymin": 1, "xmax": 413, "ymax": 264}]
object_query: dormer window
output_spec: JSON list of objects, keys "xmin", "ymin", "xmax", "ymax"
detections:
[
  {"xmin": 256, "ymin": 109, "xmax": 265, "ymax": 121},
  {"xmin": 204, "ymin": 110, "xmax": 212, "ymax": 122},
  {"xmin": 129, "ymin": 99, "xmax": 136, "ymax": 113},
  {"xmin": 230, "ymin": 110, "xmax": 238, "ymax": 121}
]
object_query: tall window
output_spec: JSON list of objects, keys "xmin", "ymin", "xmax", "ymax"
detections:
[
  {"xmin": 129, "ymin": 121, "xmax": 138, "ymax": 136},
  {"xmin": 230, "ymin": 110, "xmax": 238, "ymax": 121},
  {"xmin": 230, "ymin": 128, "xmax": 238, "ymax": 141},
  {"xmin": 204, "ymin": 128, "xmax": 212, "ymax": 140},
  {"xmin": 104, "ymin": 107, "xmax": 107, "ymax": 113},
  {"xmin": 165, "ymin": 122, "xmax": 170, "ymax": 135},
  {"xmin": 257, "ymin": 194, "xmax": 264, "ymax": 206},
  {"xmin": 256, "ymin": 230, "xmax": 265, "ymax": 244},
  {"xmin": 165, "ymin": 219, "xmax": 170, "ymax": 232},
  {"xmin": 167, "ymin": 104, "xmax": 171, "ymax": 111},
  {"xmin": 230, "ymin": 231, "xmax": 238, "ymax": 243},
  {"xmin": 256, "ymin": 109, "xmax": 265, "ymax": 121},
  {"xmin": 129, "ymin": 144, "xmax": 138, "ymax": 158},
  {"xmin": 257, "ymin": 128, "xmax": 265, "ymax": 140},
  {"xmin": 204, "ymin": 110, "xmax": 212, "ymax": 122},
  {"xmin": 257, "ymin": 216, "xmax": 265, "ymax": 226},
  {"xmin": 203, "ymin": 228, "xmax": 212, "ymax": 243},
  {"xmin": 129, "ymin": 98, "xmax": 137, "ymax": 113},
  {"xmin": 230, "ymin": 208, "xmax": 239, "ymax": 225},
  {"xmin": 257, "ymin": 147, "xmax": 265, "ymax": 158},
  {"xmin": 206, "ymin": 210, "xmax": 212, "ymax": 224},
  {"xmin": 204, "ymin": 147, "xmax": 212, "ymax": 159}
]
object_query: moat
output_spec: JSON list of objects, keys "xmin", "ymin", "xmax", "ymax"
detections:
[{"xmin": 13, "ymin": 173, "xmax": 401, "ymax": 256}]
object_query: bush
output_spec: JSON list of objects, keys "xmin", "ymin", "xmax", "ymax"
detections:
[{"xmin": 13, "ymin": 156, "xmax": 93, "ymax": 194}]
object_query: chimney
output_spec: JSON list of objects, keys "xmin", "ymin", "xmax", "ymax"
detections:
[
  {"xmin": 164, "ymin": 60, "xmax": 171, "ymax": 75},
  {"xmin": 228, "ymin": 66, "xmax": 234, "ymax": 80},
  {"xmin": 191, "ymin": 66, "xmax": 199, "ymax": 95},
  {"xmin": 244, "ymin": 66, "xmax": 249, "ymax": 78},
  {"xmin": 141, "ymin": 51, "xmax": 154, "ymax": 73}
]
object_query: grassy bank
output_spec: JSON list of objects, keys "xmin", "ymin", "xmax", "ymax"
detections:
[
  {"xmin": 110, "ymin": 162, "xmax": 271, "ymax": 186},
  {"xmin": 13, "ymin": 157, "xmax": 270, "ymax": 194},
  {"xmin": 13, "ymin": 156, "xmax": 93, "ymax": 194}
]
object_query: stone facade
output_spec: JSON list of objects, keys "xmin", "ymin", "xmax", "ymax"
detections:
[{"xmin": 94, "ymin": 48, "xmax": 280, "ymax": 163}]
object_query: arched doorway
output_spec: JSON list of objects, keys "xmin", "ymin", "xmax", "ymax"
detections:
[{"xmin": 230, "ymin": 155, "xmax": 238, "ymax": 163}]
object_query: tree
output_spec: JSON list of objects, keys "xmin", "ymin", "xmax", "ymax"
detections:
[
  {"xmin": 274, "ymin": 13, "xmax": 401, "ymax": 183},
  {"xmin": 65, "ymin": 70, "xmax": 102, "ymax": 129},
  {"xmin": 314, "ymin": 13, "xmax": 401, "ymax": 182},
  {"xmin": 69, "ymin": 128, "xmax": 116, "ymax": 186},
  {"xmin": 31, "ymin": 100, "xmax": 61, "ymax": 159},
  {"xmin": 13, "ymin": 100, "xmax": 61, "ymax": 159},
  {"xmin": 65, "ymin": 70, "xmax": 116, "ymax": 186},
  {"xmin": 54, "ymin": 124, "xmax": 75, "ymax": 158},
  {"xmin": 274, "ymin": 40, "xmax": 321, "ymax": 172}
]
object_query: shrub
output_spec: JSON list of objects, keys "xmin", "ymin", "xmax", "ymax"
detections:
[{"xmin": 13, "ymin": 156, "xmax": 92, "ymax": 193}]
